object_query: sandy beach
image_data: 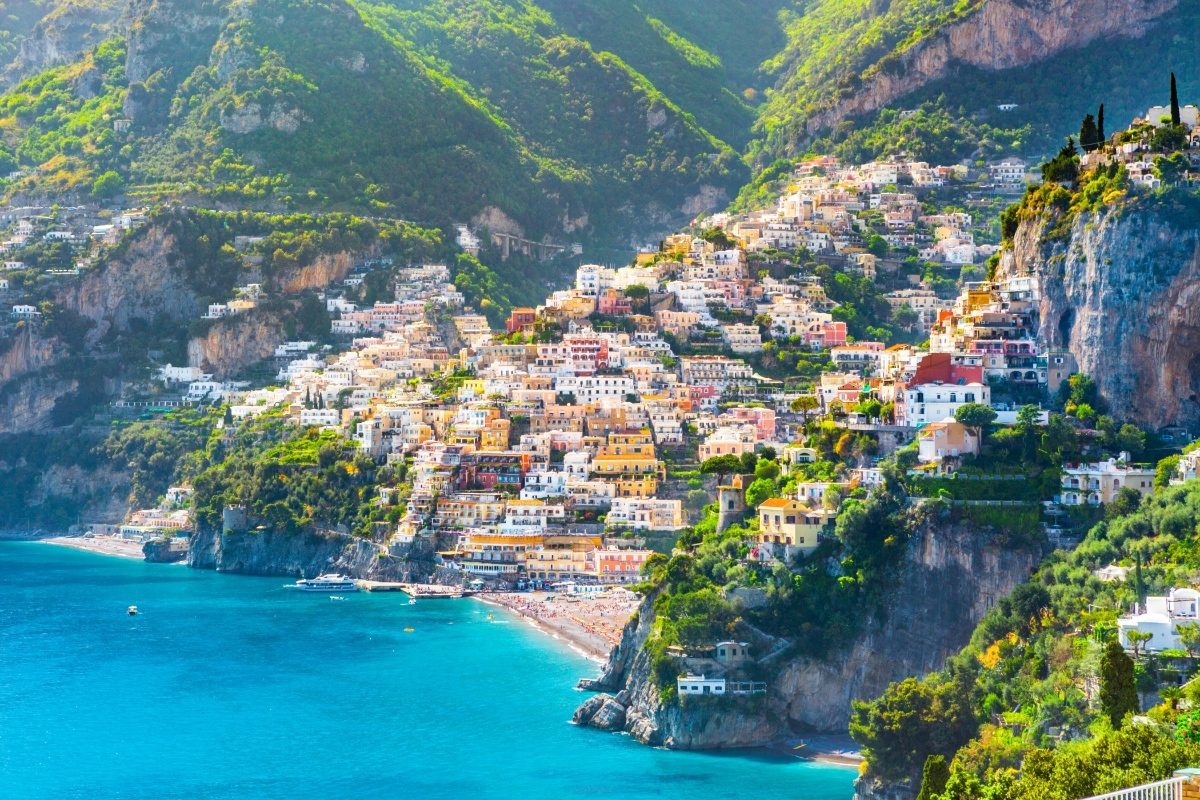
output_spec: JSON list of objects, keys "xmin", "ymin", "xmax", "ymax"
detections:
[
  {"xmin": 478, "ymin": 590, "xmax": 640, "ymax": 662},
  {"xmin": 40, "ymin": 535, "xmax": 147, "ymax": 560},
  {"xmin": 778, "ymin": 734, "xmax": 863, "ymax": 767}
]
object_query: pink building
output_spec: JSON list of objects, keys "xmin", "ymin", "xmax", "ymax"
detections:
[
  {"xmin": 724, "ymin": 406, "xmax": 777, "ymax": 441},
  {"xmin": 598, "ymin": 288, "xmax": 632, "ymax": 316},
  {"xmin": 804, "ymin": 321, "xmax": 848, "ymax": 348}
]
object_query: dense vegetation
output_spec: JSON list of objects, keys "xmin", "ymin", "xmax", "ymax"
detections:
[
  {"xmin": 755, "ymin": 0, "xmax": 1197, "ymax": 169},
  {"xmin": 852, "ymin": 479, "xmax": 1200, "ymax": 797},
  {"xmin": 636, "ymin": 433, "xmax": 940, "ymax": 700},
  {"xmin": 3, "ymin": 0, "xmax": 1191, "ymax": 247},
  {"xmin": 190, "ymin": 412, "xmax": 404, "ymax": 537},
  {"xmin": 0, "ymin": 0, "xmax": 769, "ymax": 246}
]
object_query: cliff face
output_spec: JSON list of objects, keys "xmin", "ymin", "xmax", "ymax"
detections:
[
  {"xmin": 578, "ymin": 520, "xmax": 1038, "ymax": 748},
  {"xmin": 0, "ymin": 327, "xmax": 57, "ymax": 385},
  {"xmin": 122, "ymin": 0, "xmax": 230, "ymax": 128},
  {"xmin": 188, "ymin": 524, "xmax": 441, "ymax": 581},
  {"xmin": 802, "ymin": 0, "xmax": 1177, "ymax": 136},
  {"xmin": 1000, "ymin": 198, "xmax": 1200, "ymax": 430},
  {"xmin": 0, "ymin": 209, "xmax": 374, "ymax": 428},
  {"xmin": 273, "ymin": 250, "xmax": 357, "ymax": 295},
  {"xmin": 59, "ymin": 224, "xmax": 202, "ymax": 337},
  {"xmin": 0, "ymin": 329, "xmax": 75, "ymax": 434},
  {"xmin": 187, "ymin": 306, "xmax": 291, "ymax": 379},
  {"xmin": 3, "ymin": 1, "xmax": 122, "ymax": 87}
]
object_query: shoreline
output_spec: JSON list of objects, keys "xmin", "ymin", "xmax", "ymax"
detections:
[
  {"xmin": 39, "ymin": 535, "xmax": 148, "ymax": 560},
  {"xmin": 773, "ymin": 734, "xmax": 863, "ymax": 768},
  {"xmin": 476, "ymin": 590, "xmax": 637, "ymax": 663}
]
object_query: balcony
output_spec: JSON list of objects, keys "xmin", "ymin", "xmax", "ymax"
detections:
[{"xmin": 1082, "ymin": 770, "xmax": 1200, "ymax": 800}]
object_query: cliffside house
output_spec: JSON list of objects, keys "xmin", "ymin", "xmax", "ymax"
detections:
[
  {"xmin": 756, "ymin": 498, "xmax": 827, "ymax": 558},
  {"xmin": 1060, "ymin": 455, "xmax": 1155, "ymax": 506},
  {"xmin": 678, "ymin": 675, "xmax": 726, "ymax": 696},
  {"xmin": 1117, "ymin": 588, "xmax": 1200, "ymax": 653},
  {"xmin": 917, "ymin": 418, "xmax": 980, "ymax": 463}
]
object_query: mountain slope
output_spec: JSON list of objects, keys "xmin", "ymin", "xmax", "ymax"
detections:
[
  {"xmin": 756, "ymin": 0, "xmax": 1186, "ymax": 162},
  {"xmin": 0, "ymin": 0, "xmax": 122, "ymax": 86},
  {"xmin": 0, "ymin": 0, "xmax": 765, "ymax": 245}
]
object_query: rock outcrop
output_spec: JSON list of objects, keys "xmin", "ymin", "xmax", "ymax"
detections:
[
  {"xmin": 187, "ymin": 306, "xmax": 292, "ymax": 379},
  {"xmin": 3, "ymin": 1, "xmax": 122, "ymax": 87},
  {"xmin": 578, "ymin": 519, "xmax": 1039, "ymax": 749},
  {"xmin": 188, "ymin": 523, "xmax": 443, "ymax": 582},
  {"xmin": 999, "ymin": 196, "xmax": 1200, "ymax": 430},
  {"xmin": 802, "ymin": 0, "xmax": 1177, "ymax": 138},
  {"xmin": 59, "ymin": 223, "xmax": 202, "ymax": 337}
]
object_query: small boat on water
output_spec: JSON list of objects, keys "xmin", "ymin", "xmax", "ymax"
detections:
[
  {"xmin": 287, "ymin": 574, "xmax": 359, "ymax": 593},
  {"xmin": 408, "ymin": 598, "xmax": 417, "ymax": 605},
  {"xmin": 329, "ymin": 596, "xmax": 346, "ymax": 601},
  {"xmin": 127, "ymin": 605, "xmax": 139, "ymax": 616}
]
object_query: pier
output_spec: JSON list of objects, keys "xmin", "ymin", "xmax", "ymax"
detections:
[{"xmin": 356, "ymin": 581, "xmax": 472, "ymax": 598}]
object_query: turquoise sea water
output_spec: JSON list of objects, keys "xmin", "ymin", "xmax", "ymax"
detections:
[{"xmin": 0, "ymin": 542, "xmax": 855, "ymax": 800}]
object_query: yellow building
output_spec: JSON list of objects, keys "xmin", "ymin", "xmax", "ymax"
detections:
[
  {"xmin": 608, "ymin": 475, "xmax": 660, "ymax": 498},
  {"xmin": 525, "ymin": 534, "xmax": 603, "ymax": 581},
  {"xmin": 756, "ymin": 498, "xmax": 828, "ymax": 557},
  {"xmin": 456, "ymin": 532, "xmax": 543, "ymax": 577},
  {"xmin": 480, "ymin": 418, "xmax": 511, "ymax": 450},
  {"xmin": 433, "ymin": 495, "xmax": 506, "ymax": 529},
  {"xmin": 591, "ymin": 453, "xmax": 666, "ymax": 481},
  {"xmin": 600, "ymin": 430, "xmax": 656, "ymax": 457},
  {"xmin": 447, "ymin": 428, "xmax": 480, "ymax": 449}
]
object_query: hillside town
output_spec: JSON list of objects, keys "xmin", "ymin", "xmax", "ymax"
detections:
[{"xmin": 68, "ymin": 106, "xmax": 1200, "ymax": 601}]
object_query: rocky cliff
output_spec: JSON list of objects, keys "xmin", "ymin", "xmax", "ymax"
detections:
[
  {"xmin": 999, "ymin": 193, "xmax": 1200, "ymax": 430},
  {"xmin": 576, "ymin": 520, "xmax": 1038, "ymax": 748},
  {"xmin": 3, "ymin": 0, "xmax": 122, "ymax": 87},
  {"xmin": 0, "ymin": 328, "xmax": 83, "ymax": 434},
  {"xmin": 274, "ymin": 250, "xmax": 357, "ymax": 295},
  {"xmin": 187, "ymin": 306, "xmax": 293, "ymax": 379},
  {"xmin": 802, "ymin": 0, "xmax": 1177, "ymax": 137},
  {"xmin": 59, "ymin": 223, "xmax": 202, "ymax": 337},
  {"xmin": 188, "ymin": 523, "xmax": 442, "ymax": 581}
]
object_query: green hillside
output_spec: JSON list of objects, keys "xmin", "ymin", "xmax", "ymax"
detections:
[
  {"xmin": 852, "ymin": 477, "xmax": 1200, "ymax": 797},
  {"xmin": 807, "ymin": 7, "xmax": 1200, "ymax": 166},
  {"xmin": 0, "ymin": 0, "xmax": 771, "ymax": 246},
  {"xmin": 0, "ymin": 0, "xmax": 1195, "ymax": 247}
]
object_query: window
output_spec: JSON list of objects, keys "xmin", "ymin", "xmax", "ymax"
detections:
[{"xmin": 965, "ymin": 393, "xmax": 975, "ymax": 402}]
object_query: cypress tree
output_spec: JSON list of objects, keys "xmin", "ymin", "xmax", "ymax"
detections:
[
  {"xmin": 1099, "ymin": 639, "xmax": 1138, "ymax": 727},
  {"xmin": 916, "ymin": 755, "xmax": 950, "ymax": 800},
  {"xmin": 1171, "ymin": 72, "xmax": 1181, "ymax": 126},
  {"xmin": 1079, "ymin": 114, "xmax": 1099, "ymax": 151},
  {"xmin": 1135, "ymin": 552, "xmax": 1146, "ymax": 612},
  {"xmin": 1097, "ymin": 104, "xmax": 1105, "ymax": 143}
]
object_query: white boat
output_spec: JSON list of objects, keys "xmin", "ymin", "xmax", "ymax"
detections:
[{"xmin": 289, "ymin": 574, "xmax": 359, "ymax": 593}]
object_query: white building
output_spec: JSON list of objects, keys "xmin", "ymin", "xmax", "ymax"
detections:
[
  {"xmin": 299, "ymin": 409, "xmax": 342, "ymax": 428},
  {"xmin": 607, "ymin": 497, "xmax": 685, "ymax": 531},
  {"xmin": 575, "ymin": 264, "xmax": 615, "ymax": 296},
  {"xmin": 899, "ymin": 381, "xmax": 990, "ymax": 426},
  {"xmin": 1118, "ymin": 588, "xmax": 1200, "ymax": 652},
  {"xmin": 677, "ymin": 675, "xmax": 725, "ymax": 696},
  {"xmin": 721, "ymin": 323, "xmax": 762, "ymax": 354},
  {"xmin": 1145, "ymin": 104, "xmax": 1200, "ymax": 128},
  {"xmin": 158, "ymin": 365, "xmax": 210, "ymax": 384}
]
